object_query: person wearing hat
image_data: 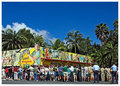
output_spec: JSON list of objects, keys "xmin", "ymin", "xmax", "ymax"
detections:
[{"xmin": 92, "ymin": 62, "xmax": 100, "ymax": 83}]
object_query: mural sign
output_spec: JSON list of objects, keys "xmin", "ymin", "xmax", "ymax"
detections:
[{"xmin": 2, "ymin": 47, "xmax": 93, "ymax": 67}]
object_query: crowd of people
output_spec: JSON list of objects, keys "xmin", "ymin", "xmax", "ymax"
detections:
[{"xmin": 2, "ymin": 62, "xmax": 118, "ymax": 84}]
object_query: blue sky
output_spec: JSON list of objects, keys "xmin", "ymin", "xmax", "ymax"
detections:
[{"xmin": 2, "ymin": 2, "xmax": 118, "ymax": 44}]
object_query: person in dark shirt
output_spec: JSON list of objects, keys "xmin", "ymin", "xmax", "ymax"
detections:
[
  {"xmin": 27, "ymin": 68, "xmax": 30, "ymax": 81},
  {"xmin": 9, "ymin": 67, "xmax": 12, "ymax": 80},
  {"xmin": 12, "ymin": 66, "xmax": 14, "ymax": 80},
  {"xmin": 78, "ymin": 64, "xmax": 82, "ymax": 82}
]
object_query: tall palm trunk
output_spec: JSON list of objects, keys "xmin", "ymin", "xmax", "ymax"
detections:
[{"xmin": 74, "ymin": 44, "xmax": 77, "ymax": 53}]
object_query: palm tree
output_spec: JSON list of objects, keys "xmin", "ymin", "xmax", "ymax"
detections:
[
  {"xmin": 113, "ymin": 19, "xmax": 118, "ymax": 29},
  {"xmin": 95, "ymin": 23, "xmax": 109, "ymax": 46},
  {"xmin": 91, "ymin": 46, "xmax": 105, "ymax": 66},
  {"xmin": 49, "ymin": 39, "xmax": 62, "ymax": 50},
  {"xmin": 34, "ymin": 35, "xmax": 45, "ymax": 46},
  {"xmin": 83, "ymin": 36, "xmax": 93, "ymax": 55},
  {"xmin": 104, "ymin": 42, "xmax": 118, "ymax": 66},
  {"xmin": 17, "ymin": 28, "xmax": 34, "ymax": 47},
  {"xmin": 2, "ymin": 29, "xmax": 28, "ymax": 50},
  {"xmin": 57, "ymin": 42, "xmax": 68, "ymax": 51},
  {"xmin": 65, "ymin": 29, "xmax": 83, "ymax": 53}
]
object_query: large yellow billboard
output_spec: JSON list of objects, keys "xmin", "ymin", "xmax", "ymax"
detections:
[{"xmin": 2, "ymin": 47, "xmax": 94, "ymax": 68}]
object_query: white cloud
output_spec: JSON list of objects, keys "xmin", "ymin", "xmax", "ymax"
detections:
[{"xmin": 3, "ymin": 22, "xmax": 57, "ymax": 43}]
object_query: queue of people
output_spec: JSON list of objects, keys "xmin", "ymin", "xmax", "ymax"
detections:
[{"xmin": 2, "ymin": 62, "xmax": 118, "ymax": 84}]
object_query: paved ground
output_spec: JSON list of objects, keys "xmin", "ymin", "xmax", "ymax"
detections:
[{"xmin": 2, "ymin": 80, "xmax": 118, "ymax": 84}]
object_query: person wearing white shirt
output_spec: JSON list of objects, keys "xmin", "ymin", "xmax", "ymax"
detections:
[
  {"xmin": 28, "ymin": 66, "xmax": 34, "ymax": 80},
  {"xmin": 69, "ymin": 66, "xmax": 74, "ymax": 72},
  {"xmin": 44, "ymin": 66, "xmax": 49, "ymax": 80},
  {"xmin": 84, "ymin": 65, "xmax": 88, "ymax": 81},
  {"xmin": 69, "ymin": 66, "xmax": 74, "ymax": 82},
  {"xmin": 111, "ymin": 63, "xmax": 118, "ymax": 84},
  {"xmin": 2, "ymin": 67, "xmax": 6, "ymax": 80},
  {"xmin": 92, "ymin": 62, "xmax": 100, "ymax": 83}
]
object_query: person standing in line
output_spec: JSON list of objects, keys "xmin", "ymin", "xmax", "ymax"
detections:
[
  {"xmin": 104, "ymin": 66, "xmax": 108, "ymax": 82},
  {"xmin": 107, "ymin": 66, "xmax": 111, "ymax": 82},
  {"xmin": 27, "ymin": 67, "xmax": 30, "ymax": 81},
  {"xmin": 93, "ymin": 62, "xmax": 100, "ymax": 83},
  {"xmin": 100, "ymin": 66, "xmax": 105, "ymax": 82},
  {"xmin": 63, "ymin": 64, "xmax": 68, "ymax": 82},
  {"xmin": 78, "ymin": 64, "xmax": 82, "ymax": 82},
  {"xmin": 33, "ymin": 64, "xmax": 38, "ymax": 81},
  {"xmin": 28, "ymin": 65, "xmax": 34, "ymax": 80},
  {"xmin": 56, "ymin": 65, "xmax": 59, "ymax": 81},
  {"xmin": 37, "ymin": 65, "xmax": 41, "ymax": 81},
  {"xmin": 83, "ymin": 66, "xmax": 86, "ymax": 81},
  {"xmin": 53, "ymin": 65, "xmax": 58, "ymax": 81},
  {"xmin": 90, "ymin": 66, "xmax": 94, "ymax": 81},
  {"xmin": 81, "ymin": 66, "xmax": 84, "ymax": 81},
  {"xmin": 18, "ymin": 66, "xmax": 23, "ymax": 80},
  {"xmin": 5, "ymin": 67, "xmax": 9, "ymax": 80},
  {"xmin": 84, "ymin": 65, "xmax": 88, "ymax": 81},
  {"xmin": 41, "ymin": 66, "xmax": 45, "ymax": 80},
  {"xmin": 24, "ymin": 68, "xmax": 28, "ymax": 80},
  {"xmin": 69, "ymin": 65, "xmax": 74, "ymax": 82},
  {"xmin": 9, "ymin": 67, "xmax": 13, "ymax": 80},
  {"xmin": 67, "ymin": 66, "xmax": 70, "ymax": 81},
  {"xmin": 14, "ymin": 66, "xmax": 18, "ymax": 80},
  {"xmin": 88, "ymin": 65, "xmax": 93, "ymax": 82},
  {"xmin": 73, "ymin": 66, "xmax": 77, "ymax": 82},
  {"xmin": 58, "ymin": 64, "xmax": 63, "ymax": 81},
  {"xmin": 2, "ymin": 67, "xmax": 6, "ymax": 80},
  {"xmin": 46, "ymin": 65, "xmax": 50, "ymax": 81},
  {"xmin": 22, "ymin": 68, "xmax": 25, "ymax": 80},
  {"xmin": 12, "ymin": 66, "xmax": 14, "ymax": 80},
  {"xmin": 111, "ymin": 63, "xmax": 118, "ymax": 84},
  {"xmin": 49, "ymin": 67, "xmax": 55, "ymax": 81},
  {"xmin": 44, "ymin": 65, "xmax": 48, "ymax": 81}
]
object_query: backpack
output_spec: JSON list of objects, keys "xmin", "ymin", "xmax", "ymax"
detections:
[
  {"xmin": 104, "ymin": 69, "xmax": 107, "ymax": 74},
  {"xmin": 74, "ymin": 68, "xmax": 77, "ymax": 73}
]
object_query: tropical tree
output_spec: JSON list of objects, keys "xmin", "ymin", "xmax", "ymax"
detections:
[
  {"xmin": 91, "ymin": 46, "xmax": 104, "ymax": 66},
  {"xmin": 95, "ymin": 23, "xmax": 109, "ymax": 46},
  {"xmin": 93, "ymin": 19, "xmax": 118, "ymax": 67},
  {"xmin": 82, "ymin": 36, "xmax": 93, "ymax": 55},
  {"xmin": 49, "ymin": 39, "xmax": 61, "ymax": 49},
  {"xmin": 17, "ymin": 28, "xmax": 46, "ymax": 47},
  {"xmin": 113, "ymin": 19, "xmax": 118, "ymax": 29},
  {"xmin": 2, "ymin": 29, "xmax": 28, "ymax": 50},
  {"xmin": 49, "ymin": 39, "xmax": 67, "ymax": 51},
  {"xmin": 104, "ymin": 41, "xmax": 118, "ymax": 66},
  {"xmin": 104, "ymin": 19, "xmax": 118, "ymax": 66},
  {"xmin": 65, "ymin": 29, "xmax": 83, "ymax": 53},
  {"xmin": 17, "ymin": 28, "xmax": 34, "ymax": 47}
]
